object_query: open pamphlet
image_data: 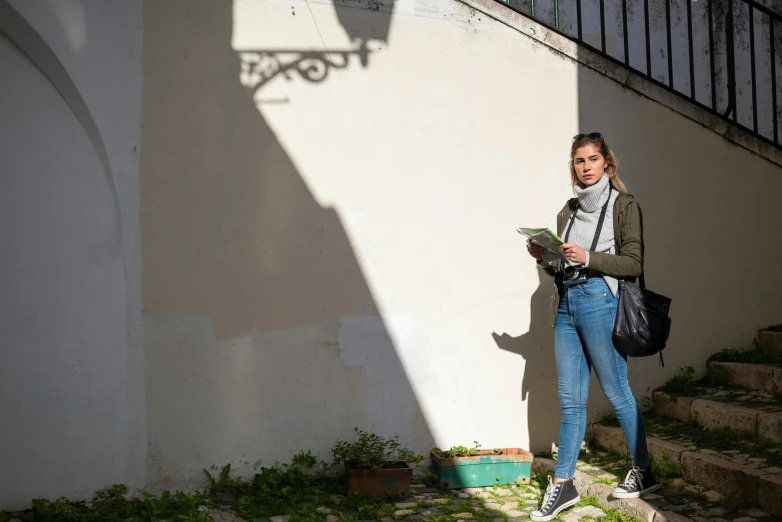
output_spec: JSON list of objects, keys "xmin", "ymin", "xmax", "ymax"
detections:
[{"xmin": 517, "ymin": 227, "xmax": 565, "ymax": 264}]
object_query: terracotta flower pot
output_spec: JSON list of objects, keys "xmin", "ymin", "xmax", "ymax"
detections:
[
  {"xmin": 430, "ymin": 448, "xmax": 533, "ymax": 489},
  {"xmin": 345, "ymin": 461, "xmax": 414, "ymax": 498}
]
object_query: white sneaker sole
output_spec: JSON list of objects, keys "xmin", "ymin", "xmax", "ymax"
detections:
[
  {"xmin": 612, "ymin": 483, "xmax": 659, "ymax": 499},
  {"xmin": 530, "ymin": 495, "xmax": 581, "ymax": 522}
]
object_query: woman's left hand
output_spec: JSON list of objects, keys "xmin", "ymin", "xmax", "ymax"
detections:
[{"xmin": 561, "ymin": 243, "xmax": 587, "ymax": 265}]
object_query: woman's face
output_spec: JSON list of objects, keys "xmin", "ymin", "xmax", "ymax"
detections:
[{"xmin": 572, "ymin": 144, "xmax": 608, "ymax": 187}]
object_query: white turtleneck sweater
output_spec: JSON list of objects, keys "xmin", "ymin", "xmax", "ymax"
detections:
[{"xmin": 564, "ymin": 175, "xmax": 620, "ymax": 296}]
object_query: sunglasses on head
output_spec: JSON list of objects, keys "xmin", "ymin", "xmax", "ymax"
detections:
[{"xmin": 573, "ymin": 132, "xmax": 603, "ymax": 141}]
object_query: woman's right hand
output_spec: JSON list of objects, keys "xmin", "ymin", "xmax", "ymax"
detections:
[{"xmin": 526, "ymin": 239, "xmax": 546, "ymax": 261}]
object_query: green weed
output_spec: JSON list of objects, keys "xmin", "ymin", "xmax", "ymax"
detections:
[
  {"xmin": 577, "ymin": 496, "xmax": 644, "ymax": 522},
  {"xmin": 431, "ymin": 441, "xmax": 482, "ymax": 458},
  {"xmin": 709, "ymin": 338, "xmax": 782, "ymax": 365},
  {"xmin": 660, "ymin": 366, "xmax": 698, "ymax": 398},
  {"xmin": 332, "ymin": 428, "xmax": 421, "ymax": 470},
  {"xmin": 19, "ymin": 487, "xmax": 213, "ymax": 522},
  {"xmin": 203, "ymin": 464, "xmax": 232, "ymax": 497},
  {"xmin": 651, "ymin": 451, "xmax": 683, "ymax": 487}
]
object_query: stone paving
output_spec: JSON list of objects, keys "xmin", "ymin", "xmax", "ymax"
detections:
[
  {"xmin": 3, "ymin": 475, "xmax": 617, "ymax": 522},
  {"xmin": 198, "ymin": 480, "xmax": 610, "ymax": 522}
]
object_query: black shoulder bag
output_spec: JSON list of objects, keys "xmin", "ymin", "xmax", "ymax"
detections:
[{"xmin": 612, "ymin": 204, "xmax": 672, "ymax": 366}]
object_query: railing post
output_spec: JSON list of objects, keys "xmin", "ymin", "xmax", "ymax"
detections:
[
  {"xmin": 708, "ymin": 0, "xmax": 717, "ymax": 110},
  {"xmin": 600, "ymin": 0, "xmax": 606, "ymax": 54},
  {"xmin": 644, "ymin": 0, "xmax": 651, "ymax": 77},
  {"xmin": 687, "ymin": 0, "xmax": 695, "ymax": 99},
  {"xmin": 749, "ymin": 6, "xmax": 757, "ymax": 133},
  {"xmin": 772, "ymin": 17, "xmax": 779, "ymax": 144},
  {"xmin": 723, "ymin": 0, "xmax": 736, "ymax": 120},
  {"xmin": 665, "ymin": 0, "xmax": 673, "ymax": 88},
  {"xmin": 622, "ymin": 0, "xmax": 629, "ymax": 65}
]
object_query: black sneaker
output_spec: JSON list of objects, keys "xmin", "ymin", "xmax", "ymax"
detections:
[
  {"xmin": 612, "ymin": 466, "xmax": 659, "ymax": 499},
  {"xmin": 530, "ymin": 476, "xmax": 580, "ymax": 522}
]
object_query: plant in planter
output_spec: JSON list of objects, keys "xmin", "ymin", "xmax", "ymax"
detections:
[
  {"xmin": 430, "ymin": 441, "xmax": 533, "ymax": 489},
  {"xmin": 332, "ymin": 427, "xmax": 423, "ymax": 498}
]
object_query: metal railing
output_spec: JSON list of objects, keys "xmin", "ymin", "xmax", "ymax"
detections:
[{"xmin": 500, "ymin": 0, "xmax": 782, "ymax": 149}]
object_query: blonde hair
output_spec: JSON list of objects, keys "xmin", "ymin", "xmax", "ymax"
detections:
[{"xmin": 569, "ymin": 134, "xmax": 628, "ymax": 193}]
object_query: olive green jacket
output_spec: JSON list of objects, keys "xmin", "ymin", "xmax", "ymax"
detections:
[{"xmin": 538, "ymin": 193, "xmax": 644, "ymax": 329}]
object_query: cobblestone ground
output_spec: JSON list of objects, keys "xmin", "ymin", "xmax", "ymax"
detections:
[
  {"xmin": 25, "ymin": 445, "xmax": 782, "ymax": 522},
  {"xmin": 199, "ymin": 479, "xmax": 612, "ymax": 522},
  {"xmin": 575, "ymin": 449, "xmax": 782, "ymax": 522},
  {"xmin": 4, "ymin": 478, "xmax": 614, "ymax": 522}
]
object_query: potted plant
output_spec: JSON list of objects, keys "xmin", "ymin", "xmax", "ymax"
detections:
[
  {"xmin": 332, "ymin": 427, "xmax": 423, "ymax": 498},
  {"xmin": 430, "ymin": 441, "xmax": 533, "ymax": 489}
]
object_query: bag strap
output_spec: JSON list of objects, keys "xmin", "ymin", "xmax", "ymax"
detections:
[
  {"xmin": 591, "ymin": 187, "xmax": 612, "ymax": 252},
  {"xmin": 563, "ymin": 203, "xmax": 577, "ymax": 243},
  {"xmin": 636, "ymin": 205, "xmax": 665, "ymax": 368},
  {"xmin": 614, "ymin": 196, "xmax": 646, "ymax": 289},
  {"xmin": 638, "ymin": 203, "xmax": 646, "ymax": 289},
  {"xmin": 563, "ymin": 187, "xmax": 613, "ymax": 254},
  {"xmin": 618, "ymin": 201, "xmax": 663, "ymax": 367}
]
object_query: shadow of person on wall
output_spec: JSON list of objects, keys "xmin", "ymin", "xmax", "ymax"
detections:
[{"xmin": 493, "ymin": 267, "xmax": 560, "ymax": 454}]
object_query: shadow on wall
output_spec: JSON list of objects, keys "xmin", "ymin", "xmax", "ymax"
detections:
[
  {"xmin": 333, "ymin": 0, "xmax": 396, "ymax": 44},
  {"xmin": 0, "ymin": 0, "xmax": 146, "ymax": 508},
  {"xmin": 493, "ymin": 269, "xmax": 560, "ymax": 454},
  {"xmin": 140, "ymin": 0, "xmax": 433, "ymax": 488},
  {"xmin": 573, "ymin": 1, "xmax": 782, "ymax": 417}
]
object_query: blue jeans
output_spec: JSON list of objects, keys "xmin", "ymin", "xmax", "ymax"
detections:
[{"xmin": 553, "ymin": 276, "xmax": 650, "ymax": 479}]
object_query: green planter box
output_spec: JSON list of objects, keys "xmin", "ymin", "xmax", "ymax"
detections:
[{"xmin": 430, "ymin": 448, "xmax": 533, "ymax": 489}]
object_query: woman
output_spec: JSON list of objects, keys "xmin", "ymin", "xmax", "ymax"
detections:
[{"xmin": 526, "ymin": 133, "xmax": 657, "ymax": 522}]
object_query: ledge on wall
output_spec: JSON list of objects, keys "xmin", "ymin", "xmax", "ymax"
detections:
[{"xmin": 457, "ymin": 0, "xmax": 782, "ymax": 169}]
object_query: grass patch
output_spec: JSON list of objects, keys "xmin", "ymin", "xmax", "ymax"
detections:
[
  {"xmin": 650, "ymin": 451, "xmax": 684, "ymax": 487},
  {"xmin": 659, "ymin": 366, "xmax": 699, "ymax": 398},
  {"xmin": 4, "ymin": 485, "xmax": 214, "ymax": 522},
  {"xmin": 577, "ymin": 441, "xmax": 631, "ymax": 471},
  {"xmin": 577, "ymin": 496, "xmax": 644, "ymax": 522},
  {"xmin": 336, "ymin": 496, "xmax": 396, "ymax": 521},
  {"xmin": 707, "ymin": 364, "xmax": 732, "ymax": 387},
  {"xmin": 5, "ymin": 451, "xmax": 416, "ymax": 522},
  {"xmin": 233, "ymin": 453, "xmax": 344, "ymax": 519},
  {"xmin": 0, "ymin": 455, "xmax": 634, "ymax": 522},
  {"xmin": 655, "ymin": 364, "xmax": 774, "ymax": 403},
  {"xmin": 709, "ymin": 339, "xmax": 782, "ymax": 365},
  {"xmin": 419, "ymin": 471, "xmax": 439, "ymax": 489}
]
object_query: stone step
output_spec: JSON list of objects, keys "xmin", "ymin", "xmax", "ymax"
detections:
[
  {"xmin": 590, "ymin": 424, "xmax": 782, "ymax": 516},
  {"xmin": 760, "ymin": 329, "xmax": 782, "ymax": 357},
  {"xmin": 652, "ymin": 390, "xmax": 782, "ymax": 443},
  {"xmin": 708, "ymin": 360, "xmax": 782, "ymax": 393}
]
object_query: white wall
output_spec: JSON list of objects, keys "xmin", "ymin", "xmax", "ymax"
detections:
[
  {"xmin": 140, "ymin": 0, "xmax": 782, "ymax": 492},
  {"xmin": 0, "ymin": 0, "xmax": 144, "ymax": 510},
  {"xmin": 1, "ymin": 0, "xmax": 781, "ymax": 508}
]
